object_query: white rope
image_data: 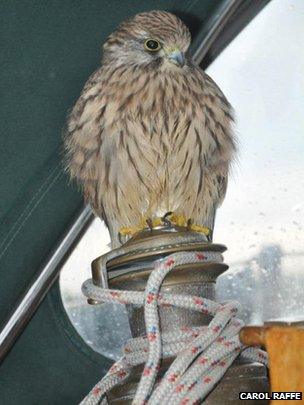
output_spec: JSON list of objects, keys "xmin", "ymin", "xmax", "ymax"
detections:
[{"xmin": 80, "ymin": 251, "xmax": 268, "ymax": 405}]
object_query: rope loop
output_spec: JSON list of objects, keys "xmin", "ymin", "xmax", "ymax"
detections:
[{"xmin": 80, "ymin": 251, "xmax": 268, "ymax": 405}]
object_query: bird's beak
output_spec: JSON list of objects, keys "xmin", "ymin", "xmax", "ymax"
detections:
[{"xmin": 167, "ymin": 48, "xmax": 185, "ymax": 67}]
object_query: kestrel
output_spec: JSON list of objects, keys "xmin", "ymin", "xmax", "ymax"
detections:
[{"xmin": 65, "ymin": 10, "xmax": 236, "ymax": 247}]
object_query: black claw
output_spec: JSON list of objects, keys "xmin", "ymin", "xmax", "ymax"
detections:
[
  {"xmin": 162, "ymin": 211, "xmax": 173, "ymax": 226},
  {"xmin": 146, "ymin": 218, "xmax": 153, "ymax": 231}
]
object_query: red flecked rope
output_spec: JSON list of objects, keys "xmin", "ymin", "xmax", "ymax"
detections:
[{"xmin": 80, "ymin": 251, "xmax": 268, "ymax": 405}]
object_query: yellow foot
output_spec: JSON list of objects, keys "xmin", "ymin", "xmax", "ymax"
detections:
[{"xmin": 119, "ymin": 213, "xmax": 211, "ymax": 238}]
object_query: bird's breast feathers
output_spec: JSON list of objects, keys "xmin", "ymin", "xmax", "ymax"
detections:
[{"xmin": 66, "ymin": 63, "xmax": 235, "ymax": 241}]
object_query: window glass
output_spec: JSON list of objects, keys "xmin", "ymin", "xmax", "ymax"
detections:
[
  {"xmin": 211, "ymin": 0, "xmax": 304, "ymax": 323},
  {"xmin": 59, "ymin": 0, "xmax": 304, "ymax": 358},
  {"xmin": 60, "ymin": 219, "xmax": 131, "ymax": 360}
]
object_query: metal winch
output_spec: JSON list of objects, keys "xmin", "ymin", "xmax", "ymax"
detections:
[{"xmin": 89, "ymin": 224, "xmax": 268, "ymax": 404}]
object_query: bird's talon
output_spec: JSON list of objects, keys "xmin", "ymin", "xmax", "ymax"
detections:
[
  {"xmin": 162, "ymin": 211, "xmax": 173, "ymax": 227},
  {"xmin": 118, "ymin": 232, "xmax": 124, "ymax": 245},
  {"xmin": 146, "ymin": 218, "xmax": 153, "ymax": 231}
]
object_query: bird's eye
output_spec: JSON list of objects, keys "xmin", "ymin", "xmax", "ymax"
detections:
[{"xmin": 144, "ymin": 39, "xmax": 161, "ymax": 52}]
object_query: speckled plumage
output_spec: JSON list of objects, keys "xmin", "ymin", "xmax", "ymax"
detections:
[{"xmin": 65, "ymin": 10, "xmax": 236, "ymax": 247}]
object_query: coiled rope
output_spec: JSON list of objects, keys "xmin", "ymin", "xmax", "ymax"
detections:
[{"xmin": 80, "ymin": 251, "xmax": 268, "ymax": 405}]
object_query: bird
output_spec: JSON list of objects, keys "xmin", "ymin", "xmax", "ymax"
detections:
[{"xmin": 64, "ymin": 10, "xmax": 236, "ymax": 248}]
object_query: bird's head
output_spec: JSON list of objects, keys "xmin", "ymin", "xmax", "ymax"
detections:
[{"xmin": 102, "ymin": 10, "xmax": 191, "ymax": 70}]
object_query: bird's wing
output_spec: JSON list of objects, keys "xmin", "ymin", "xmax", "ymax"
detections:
[
  {"xmin": 64, "ymin": 68, "xmax": 108, "ymax": 223},
  {"xmin": 189, "ymin": 66, "xmax": 236, "ymax": 228}
]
